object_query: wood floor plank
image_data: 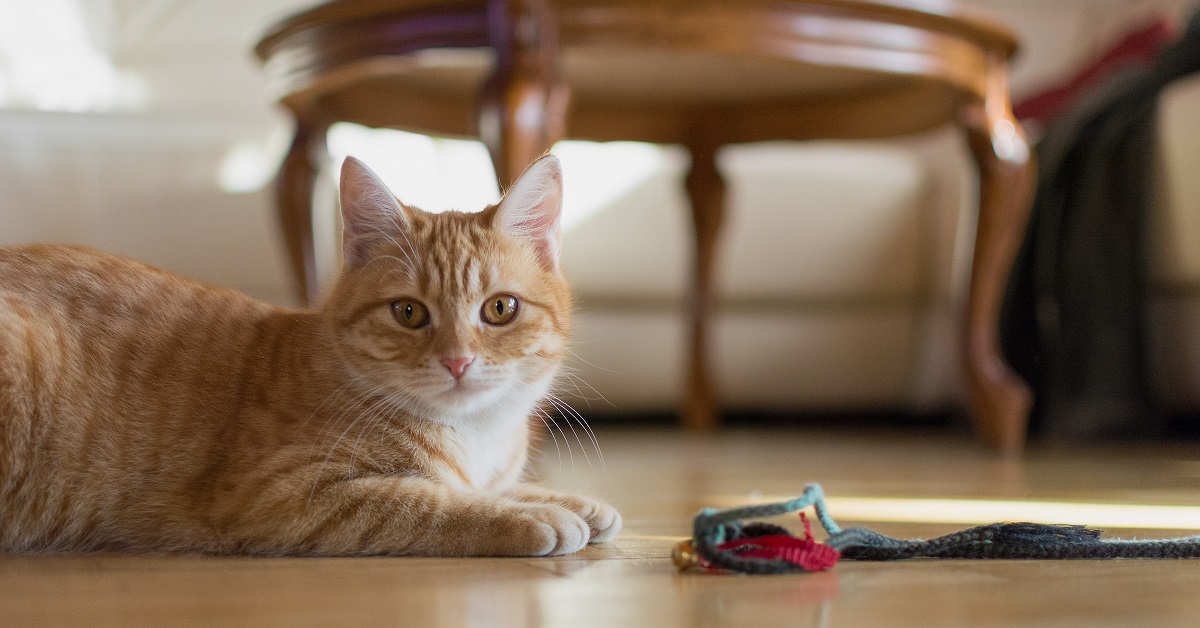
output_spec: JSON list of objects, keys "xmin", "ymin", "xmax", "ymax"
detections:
[{"xmin": 6, "ymin": 427, "xmax": 1200, "ymax": 627}]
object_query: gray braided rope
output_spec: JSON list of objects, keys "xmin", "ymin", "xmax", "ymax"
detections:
[{"xmin": 692, "ymin": 483, "xmax": 1200, "ymax": 574}]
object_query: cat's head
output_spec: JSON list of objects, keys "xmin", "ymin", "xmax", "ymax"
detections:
[{"xmin": 322, "ymin": 155, "xmax": 570, "ymax": 421}]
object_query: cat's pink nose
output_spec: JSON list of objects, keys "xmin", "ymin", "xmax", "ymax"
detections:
[{"xmin": 441, "ymin": 356, "xmax": 474, "ymax": 380}]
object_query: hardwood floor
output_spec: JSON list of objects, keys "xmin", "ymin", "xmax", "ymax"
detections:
[{"xmin": 6, "ymin": 427, "xmax": 1200, "ymax": 627}]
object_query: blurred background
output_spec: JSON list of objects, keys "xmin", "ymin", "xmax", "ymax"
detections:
[{"xmin": 2, "ymin": 0, "xmax": 1200, "ymax": 428}]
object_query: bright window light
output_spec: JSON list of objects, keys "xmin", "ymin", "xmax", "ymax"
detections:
[
  {"xmin": 327, "ymin": 123, "xmax": 498, "ymax": 213},
  {"xmin": 218, "ymin": 141, "xmax": 274, "ymax": 194},
  {"xmin": 325, "ymin": 122, "xmax": 666, "ymax": 231},
  {"xmin": 216, "ymin": 124, "xmax": 293, "ymax": 194},
  {"xmin": 0, "ymin": 0, "xmax": 148, "ymax": 111},
  {"xmin": 553, "ymin": 140, "xmax": 664, "ymax": 231}
]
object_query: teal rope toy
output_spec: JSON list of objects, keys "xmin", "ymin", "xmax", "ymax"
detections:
[{"xmin": 673, "ymin": 483, "xmax": 1200, "ymax": 575}]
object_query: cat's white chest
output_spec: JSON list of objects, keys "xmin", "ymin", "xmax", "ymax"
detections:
[
  {"xmin": 447, "ymin": 417, "xmax": 527, "ymax": 491},
  {"xmin": 434, "ymin": 380, "xmax": 549, "ymax": 492}
]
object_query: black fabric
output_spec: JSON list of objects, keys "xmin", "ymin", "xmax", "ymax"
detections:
[
  {"xmin": 700, "ymin": 520, "xmax": 1200, "ymax": 569},
  {"xmin": 1001, "ymin": 12, "xmax": 1200, "ymax": 439},
  {"xmin": 834, "ymin": 523, "xmax": 1200, "ymax": 560}
]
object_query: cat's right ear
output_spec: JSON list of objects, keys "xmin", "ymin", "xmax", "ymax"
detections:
[
  {"xmin": 493, "ymin": 154, "xmax": 563, "ymax": 270},
  {"xmin": 339, "ymin": 157, "xmax": 410, "ymax": 270}
]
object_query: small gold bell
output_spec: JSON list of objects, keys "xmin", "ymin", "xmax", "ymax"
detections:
[{"xmin": 672, "ymin": 539, "xmax": 700, "ymax": 571}]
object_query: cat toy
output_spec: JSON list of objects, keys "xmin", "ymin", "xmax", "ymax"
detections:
[{"xmin": 672, "ymin": 483, "xmax": 1200, "ymax": 574}]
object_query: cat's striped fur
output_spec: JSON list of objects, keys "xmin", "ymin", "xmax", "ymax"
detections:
[{"xmin": 0, "ymin": 155, "xmax": 620, "ymax": 555}]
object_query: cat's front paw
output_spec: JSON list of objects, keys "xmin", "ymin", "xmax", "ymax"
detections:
[
  {"xmin": 507, "ymin": 486, "xmax": 623, "ymax": 544},
  {"xmin": 498, "ymin": 503, "xmax": 590, "ymax": 557},
  {"xmin": 556, "ymin": 494, "xmax": 622, "ymax": 544}
]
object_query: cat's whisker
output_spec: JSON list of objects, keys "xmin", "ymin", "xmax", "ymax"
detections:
[
  {"xmin": 307, "ymin": 380, "xmax": 397, "ymax": 502},
  {"xmin": 509, "ymin": 379, "xmax": 589, "ymax": 474},
  {"xmin": 558, "ymin": 369, "xmax": 617, "ymax": 409},
  {"xmin": 382, "ymin": 214, "xmax": 421, "ymax": 275},
  {"xmin": 311, "ymin": 380, "xmax": 389, "ymax": 451},
  {"xmin": 302, "ymin": 380, "xmax": 361, "ymax": 430},
  {"xmin": 565, "ymin": 334, "xmax": 618, "ymax": 345},
  {"xmin": 545, "ymin": 393, "xmax": 607, "ymax": 472},
  {"xmin": 364, "ymin": 254, "xmax": 414, "ymax": 275},
  {"xmin": 359, "ymin": 392, "xmax": 408, "ymax": 459},
  {"xmin": 554, "ymin": 371, "xmax": 614, "ymax": 410},
  {"xmin": 309, "ymin": 410, "xmax": 374, "ymax": 499},
  {"xmin": 360, "ymin": 228, "xmax": 418, "ymax": 281},
  {"xmin": 530, "ymin": 407, "xmax": 563, "ymax": 473},
  {"xmin": 552, "ymin": 413, "xmax": 576, "ymax": 474},
  {"xmin": 373, "ymin": 397, "xmax": 413, "ymax": 451},
  {"xmin": 555, "ymin": 371, "xmax": 592, "ymax": 408},
  {"xmin": 564, "ymin": 348, "xmax": 624, "ymax": 375},
  {"xmin": 523, "ymin": 393, "xmax": 575, "ymax": 474},
  {"xmin": 345, "ymin": 393, "xmax": 401, "ymax": 477},
  {"xmin": 378, "ymin": 267, "xmax": 416, "ymax": 287},
  {"xmin": 554, "ymin": 398, "xmax": 605, "ymax": 469},
  {"xmin": 311, "ymin": 391, "xmax": 374, "ymax": 460},
  {"xmin": 543, "ymin": 396, "xmax": 594, "ymax": 470},
  {"xmin": 388, "ymin": 240, "xmax": 418, "ymax": 276},
  {"xmin": 545, "ymin": 399, "xmax": 600, "ymax": 471}
]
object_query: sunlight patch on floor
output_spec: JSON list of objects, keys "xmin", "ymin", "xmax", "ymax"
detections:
[{"xmin": 711, "ymin": 495, "xmax": 1200, "ymax": 531}]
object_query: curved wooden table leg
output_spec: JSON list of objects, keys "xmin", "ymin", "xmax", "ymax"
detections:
[
  {"xmin": 682, "ymin": 135, "xmax": 726, "ymax": 431},
  {"xmin": 276, "ymin": 116, "xmax": 329, "ymax": 305},
  {"xmin": 477, "ymin": 0, "xmax": 569, "ymax": 187},
  {"xmin": 959, "ymin": 56, "xmax": 1036, "ymax": 453}
]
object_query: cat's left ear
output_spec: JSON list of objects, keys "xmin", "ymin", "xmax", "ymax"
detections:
[{"xmin": 494, "ymin": 154, "xmax": 563, "ymax": 269}]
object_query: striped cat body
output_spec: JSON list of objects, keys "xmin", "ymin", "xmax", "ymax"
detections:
[{"xmin": 0, "ymin": 155, "xmax": 620, "ymax": 555}]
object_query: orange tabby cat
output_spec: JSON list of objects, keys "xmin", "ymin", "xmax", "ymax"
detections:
[{"xmin": 0, "ymin": 154, "xmax": 620, "ymax": 555}]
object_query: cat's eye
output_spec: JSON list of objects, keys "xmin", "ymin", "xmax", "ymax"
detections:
[
  {"xmin": 481, "ymin": 294, "xmax": 519, "ymax": 326},
  {"xmin": 391, "ymin": 299, "xmax": 430, "ymax": 329}
]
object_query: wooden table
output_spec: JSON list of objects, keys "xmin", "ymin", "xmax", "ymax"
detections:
[{"xmin": 255, "ymin": 0, "xmax": 1036, "ymax": 451}]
